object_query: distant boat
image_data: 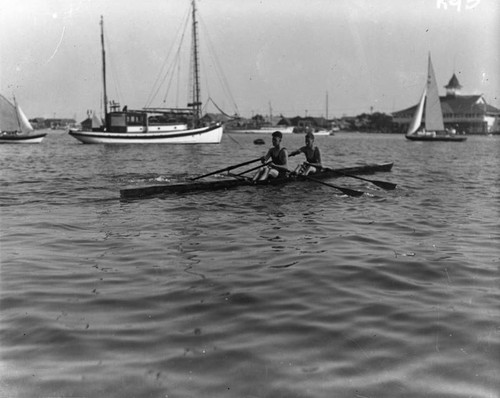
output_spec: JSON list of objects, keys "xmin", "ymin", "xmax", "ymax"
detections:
[
  {"xmin": 405, "ymin": 54, "xmax": 467, "ymax": 142},
  {"xmin": 311, "ymin": 129, "xmax": 331, "ymax": 136},
  {"xmin": 224, "ymin": 123, "xmax": 294, "ymax": 134},
  {"xmin": 0, "ymin": 94, "xmax": 47, "ymax": 144},
  {"xmin": 69, "ymin": 1, "xmax": 222, "ymax": 144}
]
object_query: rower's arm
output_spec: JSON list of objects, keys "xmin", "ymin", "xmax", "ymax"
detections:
[
  {"xmin": 289, "ymin": 147, "xmax": 303, "ymax": 157},
  {"xmin": 262, "ymin": 149, "xmax": 272, "ymax": 162}
]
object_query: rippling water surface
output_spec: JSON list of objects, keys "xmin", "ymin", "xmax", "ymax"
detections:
[{"xmin": 1, "ymin": 131, "xmax": 499, "ymax": 398}]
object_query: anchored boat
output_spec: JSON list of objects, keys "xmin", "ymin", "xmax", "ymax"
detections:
[
  {"xmin": 0, "ymin": 94, "xmax": 46, "ymax": 144},
  {"xmin": 225, "ymin": 124, "xmax": 294, "ymax": 135},
  {"xmin": 120, "ymin": 162, "xmax": 393, "ymax": 199},
  {"xmin": 69, "ymin": 1, "xmax": 223, "ymax": 145},
  {"xmin": 405, "ymin": 54, "xmax": 467, "ymax": 142}
]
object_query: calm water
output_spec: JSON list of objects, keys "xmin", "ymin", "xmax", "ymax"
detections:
[{"xmin": 1, "ymin": 131, "xmax": 499, "ymax": 398}]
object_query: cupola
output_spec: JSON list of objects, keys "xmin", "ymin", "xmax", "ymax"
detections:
[{"xmin": 444, "ymin": 73, "xmax": 462, "ymax": 97}]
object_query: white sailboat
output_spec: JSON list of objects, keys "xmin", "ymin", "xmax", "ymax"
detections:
[
  {"xmin": 69, "ymin": 0, "xmax": 223, "ymax": 144},
  {"xmin": 405, "ymin": 54, "xmax": 466, "ymax": 142},
  {"xmin": 0, "ymin": 94, "xmax": 47, "ymax": 144}
]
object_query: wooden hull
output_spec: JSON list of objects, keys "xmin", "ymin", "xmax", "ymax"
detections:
[
  {"xmin": 405, "ymin": 134, "xmax": 467, "ymax": 142},
  {"xmin": 0, "ymin": 132, "xmax": 47, "ymax": 144},
  {"xmin": 68, "ymin": 123, "xmax": 223, "ymax": 144},
  {"xmin": 120, "ymin": 162, "xmax": 393, "ymax": 199}
]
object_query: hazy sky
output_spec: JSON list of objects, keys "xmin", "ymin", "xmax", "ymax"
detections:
[{"xmin": 1, "ymin": 0, "xmax": 499, "ymax": 121}]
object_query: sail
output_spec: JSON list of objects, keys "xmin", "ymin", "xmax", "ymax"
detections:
[
  {"xmin": 0, "ymin": 94, "xmax": 20, "ymax": 131},
  {"xmin": 15, "ymin": 102, "xmax": 34, "ymax": 134},
  {"xmin": 407, "ymin": 88, "xmax": 426, "ymax": 135},
  {"xmin": 424, "ymin": 55, "xmax": 444, "ymax": 131}
]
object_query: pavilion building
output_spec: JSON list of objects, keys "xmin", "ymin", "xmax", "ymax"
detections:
[{"xmin": 392, "ymin": 74, "xmax": 500, "ymax": 134}]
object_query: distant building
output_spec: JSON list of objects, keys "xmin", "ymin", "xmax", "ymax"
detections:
[
  {"xmin": 29, "ymin": 117, "xmax": 78, "ymax": 130},
  {"xmin": 289, "ymin": 116, "xmax": 330, "ymax": 131},
  {"xmin": 81, "ymin": 113, "xmax": 104, "ymax": 131},
  {"xmin": 392, "ymin": 74, "xmax": 500, "ymax": 134}
]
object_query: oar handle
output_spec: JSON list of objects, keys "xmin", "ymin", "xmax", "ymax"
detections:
[{"xmin": 190, "ymin": 157, "xmax": 263, "ymax": 181}]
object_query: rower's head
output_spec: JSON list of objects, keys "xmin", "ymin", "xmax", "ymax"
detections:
[
  {"xmin": 272, "ymin": 131, "xmax": 282, "ymax": 146},
  {"xmin": 305, "ymin": 131, "xmax": 315, "ymax": 146}
]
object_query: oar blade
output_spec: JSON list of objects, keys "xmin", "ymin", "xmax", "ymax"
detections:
[
  {"xmin": 322, "ymin": 167, "xmax": 396, "ymax": 191},
  {"xmin": 371, "ymin": 180, "xmax": 398, "ymax": 190},
  {"xmin": 338, "ymin": 187, "xmax": 364, "ymax": 197}
]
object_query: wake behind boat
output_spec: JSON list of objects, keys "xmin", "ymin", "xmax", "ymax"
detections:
[
  {"xmin": 69, "ymin": 1, "xmax": 223, "ymax": 145},
  {"xmin": 0, "ymin": 94, "xmax": 46, "ymax": 144},
  {"xmin": 120, "ymin": 162, "xmax": 394, "ymax": 199},
  {"xmin": 405, "ymin": 54, "xmax": 467, "ymax": 142}
]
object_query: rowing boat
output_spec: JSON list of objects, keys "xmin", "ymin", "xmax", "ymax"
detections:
[{"xmin": 120, "ymin": 162, "xmax": 393, "ymax": 199}]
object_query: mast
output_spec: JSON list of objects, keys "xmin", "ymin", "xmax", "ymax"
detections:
[
  {"xmin": 190, "ymin": 0, "xmax": 201, "ymax": 125},
  {"xmin": 100, "ymin": 16, "xmax": 108, "ymax": 120}
]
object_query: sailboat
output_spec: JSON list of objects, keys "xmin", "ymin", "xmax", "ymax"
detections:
[
  {"xmin": 405, "ymin": 54, "xmax": 467, "ymax": 142},
  {"xmin": 69, "ymin": 1, "xmax": 223, "ymax": 144},
  {"xmin": 0, "ymin": 94, "xmax": 47, "ymax": 144}
]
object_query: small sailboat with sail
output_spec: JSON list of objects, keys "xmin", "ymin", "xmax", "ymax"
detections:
[
  {"xmin": 0, "ymin": 94, "xmax": 47, "ymax": 144},
  {"xmin": 405, "ymin": 54, "xmax": 467, "ymax": 142},
  {"xmin": 69, "ymin": 0, "xmax": 223, "ymax": 144}
]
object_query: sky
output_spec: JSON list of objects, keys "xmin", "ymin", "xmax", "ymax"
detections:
[{"xmin": 1, "ymin": 0, "xmax": 499, "ymax": 121}]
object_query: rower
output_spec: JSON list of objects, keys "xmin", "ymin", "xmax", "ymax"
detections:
[
  {"xmin": 253, "ymin": 131, "xmax": 289, "ymax": 181},
  {"xmin": 290, "ymin": 131, "xmax": 322, "ymax": 175}
]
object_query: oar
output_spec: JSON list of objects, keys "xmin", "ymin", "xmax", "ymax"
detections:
[
  {"xmin": 314, "ymin": 164, "xmax": 397, "ymax": 190},
  {"xmin": 237, "ymin": 150, "xmax": 299, "ymax": 176},
  {"xmin": 235, "ymin": 163, "xmax": 364, "ymax": 196},
  {"xmin": 190, "ymin": 157, "xmax": 263, "ymax": 181},
  {"xmin": 298, "ymin": 174, "xmax": 364, "ymax": 197},
  {"xmin": 235, "ymin": 161, "xmax": 271, "ymax": 176},
  {"xmin": 333, "ymin": 170, "xmax": 396, "ymax": 190},
  {"xmin": 344, "ymin": 173, "xmax": 396, "ymax": 190}
]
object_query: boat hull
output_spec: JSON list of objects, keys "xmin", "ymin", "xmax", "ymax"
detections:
[
  {"xmin": 405, "ymin": 134, "xmax": 467, "ymax": 142},
  {"xmin": 68, "ymin": 123, "xmax": 223, "ymax": 144},
  {"xmin": 0, "ymin": 132, "xmax": 47, "ymax": 144},
  {"xmin": 120, "ymin": 162, "xmax": 394, "ymax": 199}
]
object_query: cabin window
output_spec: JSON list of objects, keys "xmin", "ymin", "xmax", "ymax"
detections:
[{"xmin": 126, "ymin": 114, "xmax": 144, "ymax": 126}]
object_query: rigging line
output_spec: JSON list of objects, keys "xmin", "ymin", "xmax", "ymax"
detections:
[
  {"xmin": 157, "ymin": 49, "xmax": 181, "ymax": 106},
  {"xmin": 148, "ymin": 21, "xmax": 188, "ymax": 108},
  {"xmin": 144, "ymin": 7, "xmax": 191, "ymax": 108},
  {"xmin": 201, "ymin": 17, "xmax": 239, "ymax": 115},
  {"xmin": 174, "ymin": 55, "xmax": 181, "ymax": 107},
  {"xmin": 199, "ymin": 16, "xmax": 239, "ymax": 115},
  {"xmin": 207, "ymin": 97, "xmax": 236, "ymax": 119},
  {"xmin": 146, "ymin": 10, "xmax": 190, "ymax": 108},
  {"xmin": 199, "ymin": 18, "xmax": 235, "ymax": 112},
  {"xmin": 45, "ymin": 25, "xmax": 66, "ymax": 64}
]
